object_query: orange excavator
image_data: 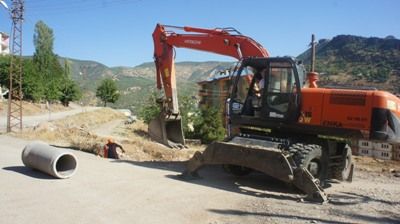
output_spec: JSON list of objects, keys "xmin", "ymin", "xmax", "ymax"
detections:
[
  {"xmin": 150, "ymin": 24, "xmax": 269, "ymax": 148},
  {"xmin": 150, "ymin": 23, "xmax": 400, "ymax": 202}
]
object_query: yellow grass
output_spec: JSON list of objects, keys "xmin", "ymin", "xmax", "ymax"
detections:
[
  {"xmin": 16, "ymin": 108, "xmax": 125, "ymax": 154},
  {"xmin": 16, "ymin": 107, "xmax": 204, "ymax": 161}
]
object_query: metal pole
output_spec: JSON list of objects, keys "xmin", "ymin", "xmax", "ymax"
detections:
[
  {"xmin": 7, "ymin": 0, "xmax": 24, "ymax": 132},
  {"xmin": 310, "ymin": 34, "xmax": 316, "ymax": 72}
]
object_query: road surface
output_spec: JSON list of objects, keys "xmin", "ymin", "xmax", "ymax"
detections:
[
  {"xmin": 0, "ymin": 106, "xmax": 399, "ymax": 223},
  {"xmin": 1, "ymin": 134, "xmax": 399, "ymax": 224}
]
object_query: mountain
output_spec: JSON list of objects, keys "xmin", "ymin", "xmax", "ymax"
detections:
[
  {"xmin": 61, "ymin": 34, "xmax": 400, "ymax": 110},
  {"xmin": 60, "ymin": 58, "xmax": 233, "ymax": 110},
  {"xmin": 297, "ymin": 35, "xmax": 400, "ymax": 92}
]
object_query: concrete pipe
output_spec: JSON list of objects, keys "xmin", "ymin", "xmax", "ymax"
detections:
[{"xmin": 21, "ymin": 141, "xmax": 78, "ymax": 179}]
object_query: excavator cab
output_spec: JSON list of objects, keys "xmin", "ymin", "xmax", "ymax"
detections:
[{"xmin": 229, "ymin": 57, "xmax": 304, "ymax": 128}]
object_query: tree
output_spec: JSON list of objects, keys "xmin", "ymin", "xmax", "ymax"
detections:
[
  {"xmin": 59, "ymin": 59, "xmax": 81, "ymax": 106},
  {"xmin": 33, "ymin": 20, "xmax": 64, "ymax": 102},
  {"xmin": 0, "ymin": 55, "xmax": 10, "ymax": 87},
  {"xmin": 23, "ymin": 59, "xmax": 45, "ymax": 102},
  {"xmin": 33, "ymin": 20, "xmax": 55, "ymax": 73},
  {"xmin": 96, "ymin": 78, "xmax": 120, "ymax": 106},
  {"xmin": 59, "ymin": 79, "xmax": 81, "ymax": 106},
  {"xmin": 138, "ymin": 90, "xmax": 161, "ymax": 124}
]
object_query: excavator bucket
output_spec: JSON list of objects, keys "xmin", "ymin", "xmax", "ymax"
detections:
[
  {"xmin": 181, "ymin": 137, "xmax": 327, "ymax": 203},
  {"xmin": 148, "ymin": 113, "xmax": 185, "ymax": 149}
]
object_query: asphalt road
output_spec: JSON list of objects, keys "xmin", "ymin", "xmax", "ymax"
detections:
[
  {"xmin": 0, "ymin": 135, "xmax": 257, "ymax": 224},
  {"xmin": 0, "ymin": 108, "xmax": 399, "ymax": 223},
  {"xmin": 2, "ymin": 134, "xmax": 399, "ymax": 224}
]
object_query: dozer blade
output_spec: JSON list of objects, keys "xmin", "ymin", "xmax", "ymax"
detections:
[
  {"xmin": 182, "ymin": 137, "xmax": 327, "ymax": 203},
  {"xmin": 148, "ymin": 113, "xmax": 185, "ymax": 149}
]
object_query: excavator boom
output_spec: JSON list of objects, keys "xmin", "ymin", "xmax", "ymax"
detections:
[{"xmin": 150, "ymin": 23, "xmax": 268, "ymax": 148}]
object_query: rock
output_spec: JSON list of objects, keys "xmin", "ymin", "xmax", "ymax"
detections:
[
  {"xmin": 389, "ymin": 168, "xmax": 396, "ymax": 173},
  {"xmin": 310, "ymin": 220, "xmax": 318, "ymax": 223},
  {"xmin": 394, "ymin": 173, "xmax": 400, "ymax": 178}
]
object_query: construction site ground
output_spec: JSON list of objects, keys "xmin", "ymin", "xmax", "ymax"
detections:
[{"xmin": 0, "ymin": 105, "xmax": 399, "ymax": 224}]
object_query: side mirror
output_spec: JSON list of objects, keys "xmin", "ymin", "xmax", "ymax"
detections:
[{"xmin": 232, "ymin": 101, "xmax": 242, "ymax": 114}]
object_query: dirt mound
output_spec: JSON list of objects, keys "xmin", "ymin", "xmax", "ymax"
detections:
[{"xmin": 114, "ymin": 121, "xmax": 203, "ymax": 161}]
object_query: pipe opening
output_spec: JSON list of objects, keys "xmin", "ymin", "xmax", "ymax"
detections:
[{"xmin": 55, "ymin": 154, "xmax": 77, "ymax": 178}]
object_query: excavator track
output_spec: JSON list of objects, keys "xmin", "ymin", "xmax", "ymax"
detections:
[{"xmin": 181, "ymin": 137, "xmax": 327, "ymax": 203}]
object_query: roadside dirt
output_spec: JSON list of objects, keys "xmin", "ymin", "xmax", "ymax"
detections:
[
  {"xmin": 16, "ymin": 108, "xmax": 204, "ymax": 161},
  {"xmin": 7, "ymin": 107, "xmax": 400, "ymax": 223},
  {"xmin": 0, "ymin": 101, "xmax": 72, "ymax": 116}
]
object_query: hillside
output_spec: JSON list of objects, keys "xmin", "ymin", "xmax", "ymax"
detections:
[
  {"xmin": 61, "ymin": 34, "xmax": 400, "ymax": 110},
  {"xmin": 61, "ymin": 58, "xmax": 233, "ymax": 110},
  {"xmin": 298, "ymin": 35, "xmax": 400, "ymax": 93}
]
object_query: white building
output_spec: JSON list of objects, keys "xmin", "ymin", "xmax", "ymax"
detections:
[{"xmin": 0, "ymin": 32, "xmax": 9, "ymax": 55}]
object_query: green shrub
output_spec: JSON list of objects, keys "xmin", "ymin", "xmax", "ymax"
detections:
[
  {"xmin": 193, "ymin": 106, "xmax": 225, "ymax": 144},
  {"xmin": 138, "ymin": 91, "xmax": 161, "ymax": 124}
]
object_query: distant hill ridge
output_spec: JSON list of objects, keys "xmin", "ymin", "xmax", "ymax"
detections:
[
  {"xmin": 298, "ymin": 35, "xmax": 400, "ymax": 74},
  {"xmin": 57, "ymin": 58, "xmax": 232, "ymax": 109},
  {"xmin": 59, "ymin": 34, "xmax": 400, "ymax": 108}
]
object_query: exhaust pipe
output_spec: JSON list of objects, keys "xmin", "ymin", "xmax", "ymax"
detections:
[
  {"xmin": 148, "ymin": 113, "xmax": 185, "ymax": 148},
  {"xmin": 21, "ymin": 141, "xmax": 78, "ymax": 179}
]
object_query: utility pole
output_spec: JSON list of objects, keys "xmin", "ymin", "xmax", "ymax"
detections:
[
  {"xmin": 310, "ymin": 34, "xmax": 316, "ymax": 72},
  {"xmin": 7, "ymin": 0, "xmax": 24, "ymax": 132}
]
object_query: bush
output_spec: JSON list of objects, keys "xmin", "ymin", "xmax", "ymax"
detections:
[
  {"xmin": 179, "ymin": 95, "xmax": 199, "ymax": 139},
  {"xmin": 193, "ymin": 106, "xmax": 225, "ymax": 144},
  {"xmin": 138, "ymin": 91, "xmax": 161, "ymax": 124}
]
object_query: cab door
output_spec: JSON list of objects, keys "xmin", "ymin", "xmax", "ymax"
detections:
[{"xmin": 261, "ymin": 60, "xmax": 301, "ymax": 122}]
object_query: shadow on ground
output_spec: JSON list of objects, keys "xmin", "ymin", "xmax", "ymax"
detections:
[
  {"xmin": 2, "ymin": 166, "xmax": 55, "ymax": 180},
  {"xmin": 329, "ymin": 191, "xmax": 400, "ymax": 206},
  {"xmin": 208, "ymin": 208, "xmax": 400, "ymax": 224},
  {"xmin": 208, "ymin": 208, "xmax": 349, "ymax": 224},
  {"xmin": 112, "ymin": 160, "xmax": 302, "ymax": 202}
]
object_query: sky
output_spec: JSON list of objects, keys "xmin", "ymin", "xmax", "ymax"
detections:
[{"xmin": 0, "ymin": 0, "xmax": 399, "ymax": 67}]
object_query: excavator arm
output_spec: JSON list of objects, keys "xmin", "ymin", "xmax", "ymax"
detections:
[{"xmin": 150, "ymin": 23, "xmax": 269, "ymax": 148}]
